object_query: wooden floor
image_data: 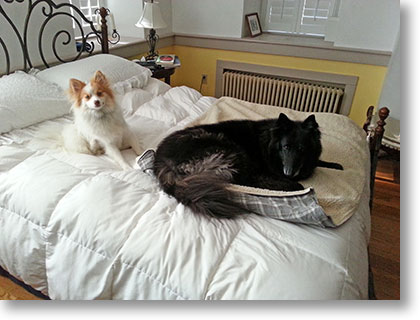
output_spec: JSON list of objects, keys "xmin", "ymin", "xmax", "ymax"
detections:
[
  {"xmin": 369, "ymin": 158, "xmax": 400, "ymax": 300},
  {"xmin": 0, "ymin": 159, "xmax": 400, "ymax": 300},
  {"xmin": 0, "ymin": 274, "xmax": 41, "ymax": 300}
]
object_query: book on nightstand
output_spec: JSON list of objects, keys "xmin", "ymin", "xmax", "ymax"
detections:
[
  {"xmin": 156, "ymin": 54, "xmax": 175, "ymax": 65},
  {"xmin": 156, "ymin": 55, "xmax": 181, "ymax": 68},
  {"xmin": 132, "ymin": 59, "xmax": 163, "ymax": 71}
]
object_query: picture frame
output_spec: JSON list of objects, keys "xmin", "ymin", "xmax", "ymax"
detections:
[{"xmin": 245, "ymin": 13, "xmax": 262, "ymax": 37}]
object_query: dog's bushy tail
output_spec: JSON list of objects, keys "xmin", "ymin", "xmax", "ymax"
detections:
[
  {"xmin": 155, "ymin": 162, "xmax": 248, "ymax": 219},
  {"xmin": 29, "ymin": 123, "xmax": 93, "ymax": 155},
  {"xmin": 28, "ymin": 122, "xmax": 65, "ymax": 151}
]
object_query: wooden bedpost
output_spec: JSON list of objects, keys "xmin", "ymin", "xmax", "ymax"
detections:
[
  {"xmin": 367, "ymin": 106, "xmax": 390, "ymax": 209},
  {"xmin": 363, "ymin": 105, "xmax": 374, "ymax": 133},
  {"xmin": 365, "ymin": 106, "xmax": 389, "ymax": 300},
  {"xmin": 99, "ymin": 7, "xmax": 109, "ymax": 54}
]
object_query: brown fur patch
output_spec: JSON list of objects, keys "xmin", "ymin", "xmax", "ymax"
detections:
[
  {"xmin": 90, "ymin": 78, "xmax": 115, "ymax": 105},
  {"xmin": 68, "ymin": 79, "xmax": 86, "ymax": 107},
  {"xmin": 67, "ymin": 71, "xmax": 114, "ymax": 108}
]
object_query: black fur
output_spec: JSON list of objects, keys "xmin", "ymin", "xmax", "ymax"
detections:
[{"xmin": 153, "ymin": 113, "xmax": 342, "ymax": 219}]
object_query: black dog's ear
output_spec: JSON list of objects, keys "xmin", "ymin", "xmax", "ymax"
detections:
[
  {"xmin": 277, "ymin": 113, "xmax": 293, "ymax": 130},
  {"xmin": 302, "ymin": 114, "xmax": 318, "ymax": 130}
]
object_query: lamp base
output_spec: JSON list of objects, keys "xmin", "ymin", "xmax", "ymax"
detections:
[{"xmin": 145, "ymin": 28, "xmax": 159, "ymax": 61}]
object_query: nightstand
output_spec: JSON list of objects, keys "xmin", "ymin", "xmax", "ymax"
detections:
[
  {"xmin": 151, "ymin": 67, "xmax": 176, "ymax": 85},
  {"xmin": 134, "ymin": 56, "xmax": 180, "ymax": 86}
]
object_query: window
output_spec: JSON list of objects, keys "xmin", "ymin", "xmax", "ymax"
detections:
[
  {"xmin": 69, "ymin": 0, "xmax": 101, "ymax": 35},
  {"xmin": 262, "ymin": 0, "xmax": 340, "ymax": 36}
]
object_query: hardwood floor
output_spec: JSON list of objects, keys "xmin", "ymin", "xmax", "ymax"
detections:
[
  {"xmin": 370, "ymin": 158, "xmax": 400, "ymax": 300},
  {"xmin": 369, "ymin": 160, "xmax": 400, "ymax": 300},
  {"xmin": 0, "ymin": 275, "xmax": 41, "ymax": 300},
  {"xmin": 0, "ymin": 159, "xmax": 401, "ymax": 300}
]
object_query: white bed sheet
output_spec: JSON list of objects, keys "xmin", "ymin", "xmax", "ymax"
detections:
[{"xmin": 0, "ymin": 84, "xmax": 371, "ymax": 300}]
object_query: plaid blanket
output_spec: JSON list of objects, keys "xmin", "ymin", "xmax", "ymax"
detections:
[{"xmin": 137, "ymin": 149, "xmax": 336, "ymax": 228}]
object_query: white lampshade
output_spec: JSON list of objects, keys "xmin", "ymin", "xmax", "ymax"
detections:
[{"xmin": 135, "ymin": 1, "xmax": 167, "ymax": 29}]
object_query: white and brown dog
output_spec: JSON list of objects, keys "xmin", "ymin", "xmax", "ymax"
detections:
[{"xmin": 63, "ymin": 70, "xmax": 142, "ymax": 169}]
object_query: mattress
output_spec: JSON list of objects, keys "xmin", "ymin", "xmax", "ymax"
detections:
[{"xmin": 0, "ymin": 81, "xmax": 371, "ymax": 300}]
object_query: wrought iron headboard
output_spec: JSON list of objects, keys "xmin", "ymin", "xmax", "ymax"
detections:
[{"xmin": 0, "ymin": 0, "xmax": 120, "ymax": 74}]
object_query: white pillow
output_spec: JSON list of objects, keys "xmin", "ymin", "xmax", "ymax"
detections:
[
  {"xmin": 115, "ymin": 78, "xmax": 172, "ymax": 116},
  {"xmin": 36, "ymin": 54, "xmax": 152, "ymax": 93},
  {"xmin": 116, "ymin": 90, "xmax": 154, "ymax": 117},
  {"xmin": 0, "ymin": 71, "xmax": 70, "ymax": 134},
  {"xmin": 142, "ymin": 77, "xmax": 171, "ymax": 97},
  {"xmin": 135, "ymin": 86, "xmax": 203, "ymax": 125}
]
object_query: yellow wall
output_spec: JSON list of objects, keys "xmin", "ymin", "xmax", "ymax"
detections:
[{"xmin": 134, "ymin": 45, "xmax": 387, "ymax": 126}]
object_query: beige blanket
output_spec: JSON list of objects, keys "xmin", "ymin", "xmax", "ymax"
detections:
[{"xmin": 188, "ymin": 97, "xmax": 370, "ymax": 226}]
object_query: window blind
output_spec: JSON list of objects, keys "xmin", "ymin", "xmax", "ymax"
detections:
[
  {"xmin": 263, "ymin": 0, "xmax": 338, "ymax": 36},
  {"xmin": 69, "ymin": 0, "xmax": 101, "ymax": 35}
]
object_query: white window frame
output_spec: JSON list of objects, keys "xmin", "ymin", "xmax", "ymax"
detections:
[
  {"xmin": 261, "ymin": 0, "xmax": 340, "ymax": 37},
  {"xmin": 69, "ymin": 0, "xmax": 102, "ymax": 36}
]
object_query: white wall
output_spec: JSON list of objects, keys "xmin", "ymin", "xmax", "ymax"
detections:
[
  {"xmin": 171, "ymin": 0, "xmax": 399, "ymax": 51},
  {"xmin": 106, "ymin": 0, "xmax": 172, "ymax": 39},
  {"xmin": 172, "ymin": 0, "xmax": 244, "ymax": 38},
  {"xmin": 379, "ymin": 32, "xmax": 400, "ymax": 120},
  {"xmin": 325, "ymin": 0, "xmax": 400, "ymax": 52},
  {"xmin": 0, "ymin": 0, "xmax": 75, "ymax": 73},
  {"xmin": 106, "ymin": 0, "xmax": 144, "ymax": 38},
  {"xmin": 326, "ymin": 0, "xmax": 400, "ymax": 119},
  {"xmin": 155, "ymin": 0, "xmax": 174, "ymax": 36}
]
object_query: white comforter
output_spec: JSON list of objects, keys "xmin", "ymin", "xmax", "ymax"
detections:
[{"xmin": 0, "ymin": 85, "xmax": 371, "ymax": 300}]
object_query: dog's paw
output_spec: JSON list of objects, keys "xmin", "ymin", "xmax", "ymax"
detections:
[
  {"xmin": 278, "ymin": 181, "xmax": 305, "ymax": 191},
  {"xmin": 290, "ymin": 182, "xmax": 305, "ymax": 191},
  {"xmin": 318, "ymin": 160, "xmax": 344, "ymax": 171},
  {"xmin": 93, "ymin": 148, "xmax": 105, "ymax": 156}
]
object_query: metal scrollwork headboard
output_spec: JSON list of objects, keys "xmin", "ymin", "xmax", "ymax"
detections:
[{"xmin": 0, "ymin": 0, "xmax": 120, "ymax": 74}]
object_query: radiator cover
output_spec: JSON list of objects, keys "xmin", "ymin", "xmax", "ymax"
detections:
[{"xmin": 215, "ymin": 61, "xmax": 358, "ymax": 115}]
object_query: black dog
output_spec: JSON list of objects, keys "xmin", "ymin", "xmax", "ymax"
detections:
[{"xmin": 153, "ymin": 113, "xmax": 342, "ymax": 219}]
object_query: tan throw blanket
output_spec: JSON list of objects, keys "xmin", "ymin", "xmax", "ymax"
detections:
[{"xmin": 188, "ymin": 97, "xmax": 370, "ymax": 226}]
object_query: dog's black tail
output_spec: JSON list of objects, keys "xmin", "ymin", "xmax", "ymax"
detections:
[{"xmin": 154, "ymin": 161, "xmax": 249, "ymax": 219}]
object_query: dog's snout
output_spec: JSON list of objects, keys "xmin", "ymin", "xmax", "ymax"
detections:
[
  {"xmin": 283, "ymin": 167, "xmax": 293, "ymax": 177},
  {"xmin": 283, "ymin": 165, "xmax": 301, "ymax": 178},
  {"xmin": 94, "ymin": 100, "xmax": 101, "ymax": 107}
]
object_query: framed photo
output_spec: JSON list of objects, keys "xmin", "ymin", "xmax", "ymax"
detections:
[{"xmin": 245, "ymin": 13, "xmax": 262, "ymax": 37}]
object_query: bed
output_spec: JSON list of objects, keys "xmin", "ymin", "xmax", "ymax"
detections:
[{"xmin": 0, "ymin": 1, "xmax": 389, "ymax": 300}]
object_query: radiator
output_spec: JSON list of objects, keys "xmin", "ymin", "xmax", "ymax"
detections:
[{"xmin": 222, "ymin": 71, "xmax": 344, "ymax": 113}]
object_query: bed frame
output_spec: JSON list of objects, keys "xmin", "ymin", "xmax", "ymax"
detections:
[
  {"xmin": 364, "ymin": 106, "xmax": 390, "ymax": 208},
  {"xmin": 0, "ymin": 0, "xmax": 119, "ymax": 74},
  {"xmin": 0, "ymin": 0, "xmax": 389, "ymax": 301},
  {"xmin": 0, "ymin": 0, "xmax": 113, "ymax": 299},
  {"xmin": 364, "ymin": 106, "xmax": 390, "ymax": 300}
]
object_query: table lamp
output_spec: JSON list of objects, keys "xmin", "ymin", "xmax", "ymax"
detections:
[{"xmin": 135, "ymin": 0, "xmax": 167, "ymax": 60}]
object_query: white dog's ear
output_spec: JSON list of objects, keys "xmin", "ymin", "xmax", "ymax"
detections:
[
  {"xmin": 93, "ymin": 70, "xmax": 108, "ymax": 85},
  {"xmin": 69, "ymin": 79, "xmax": 85, "ymax": 94}
]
